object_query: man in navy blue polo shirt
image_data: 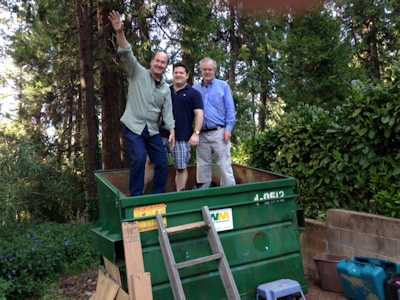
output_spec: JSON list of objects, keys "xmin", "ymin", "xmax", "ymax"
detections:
[{"xmin": 170, "ymin": 63, "xmax": 204, "ymax": 191}]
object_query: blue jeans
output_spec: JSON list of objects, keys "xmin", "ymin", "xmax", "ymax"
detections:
[{"xmin": 123, "ymin": 126, "xmax": 168, "ymax": 196}]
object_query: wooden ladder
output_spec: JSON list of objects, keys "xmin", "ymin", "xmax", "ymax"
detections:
[{"xmin": 156, "ymin": 206, "xmax": 240, "ymax": 300}]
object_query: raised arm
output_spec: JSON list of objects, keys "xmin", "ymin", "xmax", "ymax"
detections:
[
  {"xmin": 108, "ymin": 10, "xmax": 144, "ymax": 78},
  {"xmin": 108, "ymin": 10, "xmax": 129, "ymax": 49}
]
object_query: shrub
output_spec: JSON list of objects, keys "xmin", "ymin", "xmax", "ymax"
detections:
[
  {"xmin": 0, "ymin": 138, "xmax": 87, "ymax": 226},
  {"xmin": 0, "ymin": 278, "xmax": 12, "ymax": 300},
  {"xmin": 245, "ymin": 80, "xmax": 400, "ymax": 218},
  {"xmin": 372, "ymin": 189, "xmax": 400, "ymax": 218},
  {"xmin": 0, "ymin": 223, "xmax": 98, "ymax": 299}
]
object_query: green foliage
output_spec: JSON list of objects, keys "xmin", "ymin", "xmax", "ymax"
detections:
[
  {"xmin": 0, "ymin": 277, "xmax": 12, "ymax": 300},
  {"xmin": 0, "ymin": 223, "xmax": 98, "ymax": 300},
  {"xmin": 372, "ymin": 190, "xmax": 400, "ymax": 218},
  {"xmin": 245, "ymin": 79, "xmax": 400, "ymax": 218},
  {"xmin": 0, "ymin": 125, "xmax": 87, "ymax": 225},
  {"xmin": 278, "ymin": 10, "xmax": 354, "ymax": 109},
  {"xmin": 335, "ymin": 0, "xmax": 400, "ymax": 81}
]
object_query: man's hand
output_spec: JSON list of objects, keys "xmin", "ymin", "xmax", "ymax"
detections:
[
  {"xmin": 188, "ymin": 133, "xmax": 200, "ymax": 146},
  {"xmin": 224, "ymin": 131, "xmax": 231, "ymax": 142},
  {"xmin": 108, "ymin": 10, "xmax": 124, "ymax": 33},
  {"xmin": 169, "ymin": 129, "xmax": 176, "ymax": 148}
]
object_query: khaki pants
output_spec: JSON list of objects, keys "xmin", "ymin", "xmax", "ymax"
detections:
[{"xmin": 196, "ymin": 127, "xmax": 236, "ymax": 187}]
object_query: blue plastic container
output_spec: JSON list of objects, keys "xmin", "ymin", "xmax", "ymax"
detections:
[{"xmin": 337, "ymin": 257, "xmax": 400, "ymax": 300}]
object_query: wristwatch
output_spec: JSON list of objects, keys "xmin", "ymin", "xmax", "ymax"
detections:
[{"xmin": 194, "ymin": 130, "xmax": 200, "ymax": 135}]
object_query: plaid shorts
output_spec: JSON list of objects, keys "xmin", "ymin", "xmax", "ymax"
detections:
[{"xmin": 172, "ymin": 141, "xmax": 191, "ymax": 170}]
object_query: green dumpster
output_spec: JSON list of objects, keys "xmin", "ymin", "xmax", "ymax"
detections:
[{"xmin": 92, "ymin": 164, "xmax": 306, "ymax": 299}]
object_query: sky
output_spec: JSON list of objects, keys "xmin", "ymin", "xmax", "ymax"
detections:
[{"xmin": 0, "ymin": 7, "xmax": 18, "ymax": 122}]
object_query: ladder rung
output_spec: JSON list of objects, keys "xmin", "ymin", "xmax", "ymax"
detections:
[
  {"xmin": 175, "ymin": 253, "xmax": 222, "ymax": 269},
  {"xmin": 166, "ymin": 221, "xmax": 207, "ymax": 235}
]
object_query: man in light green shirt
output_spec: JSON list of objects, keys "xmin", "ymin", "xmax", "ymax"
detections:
[{"xmin": 109, "ymin": 10, "xmax": 175, "ymax": 196}]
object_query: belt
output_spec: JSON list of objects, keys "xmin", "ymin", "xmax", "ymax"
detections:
[{"xmin": 202, "ymin": 126, "xmax": 224, "ymax": 133}]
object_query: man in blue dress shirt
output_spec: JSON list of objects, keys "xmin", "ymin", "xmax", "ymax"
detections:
[{"xmin": 193, "ymin": 57, "xmax": 236, "ymax": 188}]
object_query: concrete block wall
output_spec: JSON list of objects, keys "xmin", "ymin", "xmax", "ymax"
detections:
[
  {"xmin": 327, "ymin": 209, "xmax": 400, "ymax": 262},
  {"xmin": 300, "ymin": 219, "xmax": 328, "ymax": 279},
  {"xmin": 300, "ymin": 209, "xmax": 400, "ymax": 278}
]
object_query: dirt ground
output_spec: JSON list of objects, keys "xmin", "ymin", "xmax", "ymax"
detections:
[
  {"xmin": 57, "ymin": 269, "xmax": 346, "ymax": 300},
  {"xmin": 307, "ymin": 282, "xmax": 346, "ymax": 300},
  {"xmin": 58, "ymin": 269, "xmax": 97, "ymax": 300}
]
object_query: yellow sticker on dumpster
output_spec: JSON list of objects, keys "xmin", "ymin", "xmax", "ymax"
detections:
[{"xmin": 133, "ymin": 203, "xmax": 167, "ymax": 232}]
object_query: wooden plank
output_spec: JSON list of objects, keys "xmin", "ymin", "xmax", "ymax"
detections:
[
  {"xmin": 115, "ymin": 287, "xmax": 130, "ymax": 300},
  {"xmin": 122, "ymin": 222, "xmax": 148, "ymax": 300},
  {"xmin": 130, "ymin": 272, "xmax": 153, "ymax": 300},
  {"xmin": 176, "ymin": 253, "xmax": 222, "ymax": 269},
  {"xmin": 103, "ymin": 256, "xmax": 122, "ymax": 286},
  {"xmin": 121, "ymin": 222, "xmax": 145, "ymax": 274},
  {"xmin": 166, "ymin": 221, "xmax": 207, "ymax": 235},
  {"xmin": 93, "ymin": 269, "xmax": 120, "ymax": 300}
]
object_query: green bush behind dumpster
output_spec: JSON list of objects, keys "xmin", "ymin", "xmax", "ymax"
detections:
[
  {"xmin": 0, "ymin": 223, "xmax": 98, "ymax": 299},
  {"xmin": 0, "ymin": 138, "xmax": 89, "ymax": 226},
  {"xmin": 242, "ymin": 80, "xmax": 400, "ymax": 219}
]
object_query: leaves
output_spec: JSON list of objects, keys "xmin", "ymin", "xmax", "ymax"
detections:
[
  {"xmin": 0, "ymin": 223, "xmax": 98, "ymax": 299},
  {"xmin": 245, "ymin": 79, "xmax": 400, "ymax": 219},
  {"xmin": 278, "ymin": 10, "xmax": 353, "ymax": 110},
  {"xmin": 0, "ymin": 127, "xmax": 86, "ymax": 226}
]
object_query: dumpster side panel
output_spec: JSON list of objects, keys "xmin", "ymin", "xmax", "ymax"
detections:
[
  {"xmin": 152, "ymin": 253, "xmax": 305, "ymax": 300},
  {"xmin": 92, "ymin": 167, "xmax": 306, "ymax": 299},
  {"xmin": 144, "ymin": 221, "xmax": 303, "ymax": 283},
  {"xmin": 92, "ymin": 175, "xmax": 123, "ymax": 261},
  {"xmin": 137, "ymin": 182, "xmax": 305, "ymax": 299}
]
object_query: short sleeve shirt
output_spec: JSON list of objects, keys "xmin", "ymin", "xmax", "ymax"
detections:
[{"xmin": 171, "ymin": 85, "xmax": 203, "ymax": 141}]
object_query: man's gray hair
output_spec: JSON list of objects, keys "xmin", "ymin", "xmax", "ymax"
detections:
[
  {"xmin": 152, "ymin": 51, "xmax": 169, "ymax": 64},
  {"xmin": 199, "ymin": 57, "xmax": 217, "ymax": 70}
]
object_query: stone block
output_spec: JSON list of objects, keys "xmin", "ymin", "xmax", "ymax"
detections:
[
  {"xmin": 327, "ymin": 227, "xmax": 400, "ymax": 259},
  {"xmin": 328, "ymin": 242, "xmax": 354, "ymax": 258},
  {"xmin": 327, "ymin": 228, "xmax": 341, "ymax": 245},
  {"xmin": 353, "ymin": 234, "xmax": 398, "ymax": 258},
  {"xmin": 304, "ymin": 218, "xmax": 328, "ymax": 238},
  {"xmin": 330, "ymin": 228, "xmax": 360, "ymax": 248},
  {"xmin": 327, "ymin": 209, "xmax": 353, "ymax": 230},
  {"xmin": 301, "ymin": 235, "xmax": 327, "ymax": 254},
  {"xmin": 327, "ymin": 209, "xmax": 400, "ymax": 240},
  {"xmin": 353, "ymin": 249, "xmax": 382, "ymax": 260}
]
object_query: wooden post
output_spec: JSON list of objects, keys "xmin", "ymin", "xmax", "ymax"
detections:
[
  {"xmin": 104, "ymin": 256, "xmax": 122, "ymax": 286},
  {"xmin": 92, "ymin": 269, "xmax": 120, "ymax": 300},
  {"xmin": 122, "ymin": 222, "xmax": 153, "ymax": 300}
]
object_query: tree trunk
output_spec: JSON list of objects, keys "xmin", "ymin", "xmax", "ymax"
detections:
[
  {"xmin": 365, "ymin": 18, "xmax": 380, "ymax": 80},
  {"xmin": 74, "ymin": 77, "xmax": 82, "ymax": 161},
  {"xmin": 258, "ymin": 85, "xmax": 268, "ymax": 131},
  {"xmin": 97, "ymin": 0, "xmax": 123, "ymax": 169},
  {"xmin": 251, "ymin": 92, "xmax": 256, "ymax": 137},
  {"xmin": 181, "ymin": 47, "xmax": 195, "ymax": 85},
  {"xmin": 66, "ymin": 77, "xmax": 75, "ymax": 160},
  {"xmin": 228, "ymin": 2, "xmax": 240, "ymax": 87},
  {"xmin": 76, "ymin": 0, "xmax": 99, "ymax": 202}
]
